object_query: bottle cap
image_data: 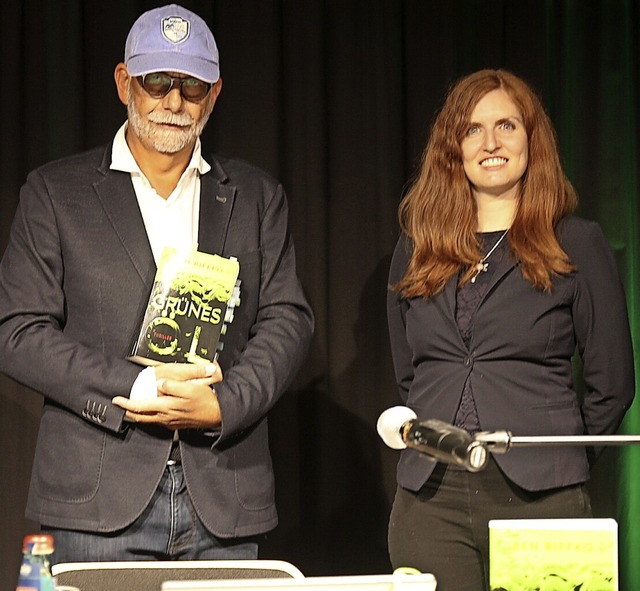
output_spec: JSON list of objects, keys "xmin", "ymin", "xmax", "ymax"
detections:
[{"xmin": 22, "ymin": 534, "xmax": 54, "ymax": 555}]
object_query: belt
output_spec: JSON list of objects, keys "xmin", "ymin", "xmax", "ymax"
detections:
[{"xmin": 168, "ymin": 442, "xmax": 181, "ymax": 465}]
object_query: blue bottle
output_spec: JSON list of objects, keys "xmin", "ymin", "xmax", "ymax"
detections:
[{"xmin": 16, "ymin": 534, "xmax": 55, "ymax": 591}]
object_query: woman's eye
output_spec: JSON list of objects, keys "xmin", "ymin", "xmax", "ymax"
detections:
[
  {"xmin": 466, "ymin": 125, "xmax": 481, "ymax": 136},
  {"xmin": 500, "ymin": 121, "xmax": 515, "ymax": 130}
]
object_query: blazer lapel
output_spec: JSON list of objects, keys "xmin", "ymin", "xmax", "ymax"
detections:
[
  {"xmin": 481, "ymin": 248, "xmax": 517, "ymax": 302},
  {"xmin": 444, "ymin": 274, "xmax": 458, "ymax": 321},
  {"xmin": 443, "ymin": 247, "xmax": 518, "ymax": 317},
  {"xmin": 93, "ymin": 148, "xmax": 156, "ymax": 287},
  {"xmin": 197, "ymin": 158, "xmax": 236, "ymax": 255},
  {"xmin": 92, "ymin": 149, "xmax": 236, "ymax": 283}
]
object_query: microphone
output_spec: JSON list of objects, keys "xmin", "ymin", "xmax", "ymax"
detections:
[{"xmin": 377, "ymin": 406, "xmax": 489, "ymax": 472}]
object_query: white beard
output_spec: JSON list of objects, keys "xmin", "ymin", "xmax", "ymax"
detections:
[{"xmin": 127, "ymin": 89, "xmax": 213, "ymax": 154}]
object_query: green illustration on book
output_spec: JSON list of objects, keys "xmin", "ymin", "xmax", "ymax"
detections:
[
  {"xmin": 489, "ymin": 518, "xmax": 618, "ymax": 591},
  {"xmin": 129, "ymin": 246, "xmax": 241, "ymax": 365}
]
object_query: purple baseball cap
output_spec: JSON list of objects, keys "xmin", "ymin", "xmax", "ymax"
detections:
[{"xmin": 124, "ymin": 4, "xmax": 220, "ymax": 83}]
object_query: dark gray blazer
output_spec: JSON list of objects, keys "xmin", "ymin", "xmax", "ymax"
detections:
[
  {"xmin": 387, "ymin": 217, "xmax": 634, "ymax": 492},
  {"xmin": 0, "ymin": 144, "xmax": 314, "ymax": 537}
]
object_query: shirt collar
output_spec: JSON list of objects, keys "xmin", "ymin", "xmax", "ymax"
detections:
[{"xmin": 110, "ymin": 122, "xmax": 211, "ymax": 176}]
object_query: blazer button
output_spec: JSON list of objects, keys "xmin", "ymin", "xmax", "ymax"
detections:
[{"xmin": 464, "ymin": 356, "xmax": 472, "ymax": 367}]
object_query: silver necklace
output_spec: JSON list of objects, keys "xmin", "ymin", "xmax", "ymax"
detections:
[{"xmin": 470, "ymin": 229, "xmax": 509, "ymax": 283}]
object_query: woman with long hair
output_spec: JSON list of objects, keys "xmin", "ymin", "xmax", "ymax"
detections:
[{"xmin": 386, "ymin": 69, "xmax": 634, "ymax": 590}]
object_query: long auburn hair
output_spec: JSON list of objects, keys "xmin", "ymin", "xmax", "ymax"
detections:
[{"xmin": 395, "ymin": 69, "xmax": 577, "ymax": 299}]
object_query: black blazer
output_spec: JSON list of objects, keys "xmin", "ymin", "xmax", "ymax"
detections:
[
  {"xmin": 387, "ymin": 216, "xmax": 634, "ymax": 492},
  {"xmin": 0, "ymin": 144, "xmax": 314, "ymax": 536}
]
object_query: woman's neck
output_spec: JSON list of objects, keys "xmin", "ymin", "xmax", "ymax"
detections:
[{"xmin": 475, "ymin": 194, "xmax": 517, "ymax": 232}]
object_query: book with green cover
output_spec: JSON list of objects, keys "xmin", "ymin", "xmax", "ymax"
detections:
[
  {"xmin": 129, "ymin": 246, "xmax": 240, "ymax": 366},
  {"xmin": 489, "ymin": 518, "xmax": 618, "ymax": 591}
]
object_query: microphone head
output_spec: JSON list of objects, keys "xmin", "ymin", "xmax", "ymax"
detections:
[
  {"xmin": 377, "ymin": 406, "xmax": 418, "ymax": 449},
  {"xmin": 464, "ymin": 440, "xmax": 489, "ymax": 472}
]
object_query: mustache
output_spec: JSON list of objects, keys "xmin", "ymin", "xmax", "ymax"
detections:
[{"xmin": 146, "ymin": 111, "xmax": 195, "ymax": 126}]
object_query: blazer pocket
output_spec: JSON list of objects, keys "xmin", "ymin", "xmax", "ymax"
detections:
[
  {"xmin": 33, "ymin": 407, "xmax": 105, "ymax": 503},
  {"xmin": 231, "ymin": 420, "xmax": 275, "ymax": 511},
  {"xmin": 530, "ymin": 396, "xmax": 580, "ymax": 411}
]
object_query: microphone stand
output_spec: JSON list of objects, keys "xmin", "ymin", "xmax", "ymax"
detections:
[
  {"xmin": 376, "ymin": 406, "xmax": 640, "ymax": 472},
  {"xmin": 473, "ymin": 431, "xmax": 640, "ymax": 454}
]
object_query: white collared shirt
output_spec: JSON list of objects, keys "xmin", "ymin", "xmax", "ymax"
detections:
[
  {"xmin": 111, "ymin": 123, "xmax": 212, "ymax": 402},
  {"xmin": 110, "ymin": 122, "xmax": 211, "ymax": 265}
]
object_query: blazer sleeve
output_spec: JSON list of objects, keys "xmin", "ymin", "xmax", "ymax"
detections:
[
  {"xmin": 0, "ymin": 169, "xmax": 141, "ymax": 433},
  {"xmin": 212, "ymin": 181, "xmax": 314, "ymax": 442},
  {"xmin": 387, "ymin": 234, "xmax": 414, "ymax": 404},
  {"xmin": 565, "ymin": 220, "xmax": 635, "ymax": 442}
]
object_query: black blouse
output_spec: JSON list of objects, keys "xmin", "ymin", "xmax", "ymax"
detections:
[{"xmin": 453, "ymin": 231, "xmax": 510, "ymax": 433}]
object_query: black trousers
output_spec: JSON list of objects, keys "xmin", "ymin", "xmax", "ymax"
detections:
[{"xmin": 388, "ymin": 457, "xmax": 592, "ymax": 591}]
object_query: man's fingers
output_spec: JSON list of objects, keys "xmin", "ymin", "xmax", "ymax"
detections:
[
  {"xmin": 155, "ymin": 361, "xmax": 220, "ymax": 381},
  {"xmin": 113, "ymin": 395, "xmax": 173, "ymax": 415}
]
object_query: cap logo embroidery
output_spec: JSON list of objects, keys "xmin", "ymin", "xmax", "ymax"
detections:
[{"xmin": 161, "ymin": 16, "xmax": 190, "ymax": 44}]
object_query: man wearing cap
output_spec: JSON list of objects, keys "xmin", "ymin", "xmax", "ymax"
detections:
[{"xmin": 0, "ymin": 4, "xmax": 313, "ymax": 562}]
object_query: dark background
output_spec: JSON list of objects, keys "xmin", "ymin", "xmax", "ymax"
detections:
[{"xmin": 2, "ymin": 1, "xmax": 640, "ymax": 589}]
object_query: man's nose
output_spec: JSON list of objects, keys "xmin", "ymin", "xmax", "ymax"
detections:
[{"xmin": 163, "ymin": 87, "xmax": 185, "ymax": 112}]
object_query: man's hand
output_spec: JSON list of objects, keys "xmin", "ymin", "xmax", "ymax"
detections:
[{"xmin": 112, "ymin": 362, "xmax": 223, "ymax": 430}]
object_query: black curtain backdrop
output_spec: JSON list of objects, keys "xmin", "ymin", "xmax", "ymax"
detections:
[{"xmin": 2, "ymin": 1, "xmax": 640, "ymax": 588}]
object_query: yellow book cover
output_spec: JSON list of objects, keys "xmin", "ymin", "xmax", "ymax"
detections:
[
  {"xmin": 489, "ymin": 518, "xmax": 618, "ymax": 591},
  {"xmin": 129, "ymin": 246, "xmax": 240, "ymax": 365}
]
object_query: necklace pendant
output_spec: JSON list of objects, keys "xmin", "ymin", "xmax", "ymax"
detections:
[
  {"xmin": 470, "ymin": 229, "xmax": 508, "ymax": 284},
  {"xmin": 470, "ymin": 262, "xmax": 488, "ymax": 284}
]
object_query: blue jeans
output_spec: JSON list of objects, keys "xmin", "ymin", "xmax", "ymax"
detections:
[{"xmin": 45, "ymin": 464, "xmax": 260, "ymax": 564}]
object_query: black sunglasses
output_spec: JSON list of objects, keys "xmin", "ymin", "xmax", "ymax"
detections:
[{"xmin": 137, "ymin": 72, "xmax": 212, "ymax": 102}]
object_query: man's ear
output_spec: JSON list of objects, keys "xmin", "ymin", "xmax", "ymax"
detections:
[
  {"xmin": 114, "ymin": 63, "xmax": 131, "ymax": 106},
  {"xmin": 208, "ymin": 77, "xmax": 223, "ymax": 109}
]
